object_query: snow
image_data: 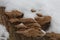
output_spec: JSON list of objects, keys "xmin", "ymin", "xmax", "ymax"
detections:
[
  {"xmin": 0, "ymin": 0, "xmax": 60, "ymax": 40},
  {"xmin": 0, "ymin": 24, "xmax": 9, "ymax": 40}
]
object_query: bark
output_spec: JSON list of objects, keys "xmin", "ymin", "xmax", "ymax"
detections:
[{"xmin": 1, "ymin": 6, "xmax": 60, "ymax": 40}]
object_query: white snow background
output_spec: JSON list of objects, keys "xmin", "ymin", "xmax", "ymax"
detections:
[{"xmin": 0, "ymin": 0, "xmax": 60, "ymax": 40}]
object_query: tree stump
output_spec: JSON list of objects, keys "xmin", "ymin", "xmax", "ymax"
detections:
[{"xmin": 0, "ymin": 7, "xmax": 53, "ymax": 40}]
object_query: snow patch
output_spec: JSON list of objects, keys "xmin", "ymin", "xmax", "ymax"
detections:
[{"xmin": 0, "ymin": 24, "xmax": 9, "ymax": 40}]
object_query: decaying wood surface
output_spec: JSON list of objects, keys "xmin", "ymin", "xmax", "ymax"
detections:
[
  {"xmin": 0, "ymin": 7, "xmax": 45, "ymax": 40},
  {"xmin": 0, "ymin": 7, "xmax": 16, "ymax": 40},
  {"xmin": 0, "ymin": 6, "xmax": 60, "ymax": 40}
]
